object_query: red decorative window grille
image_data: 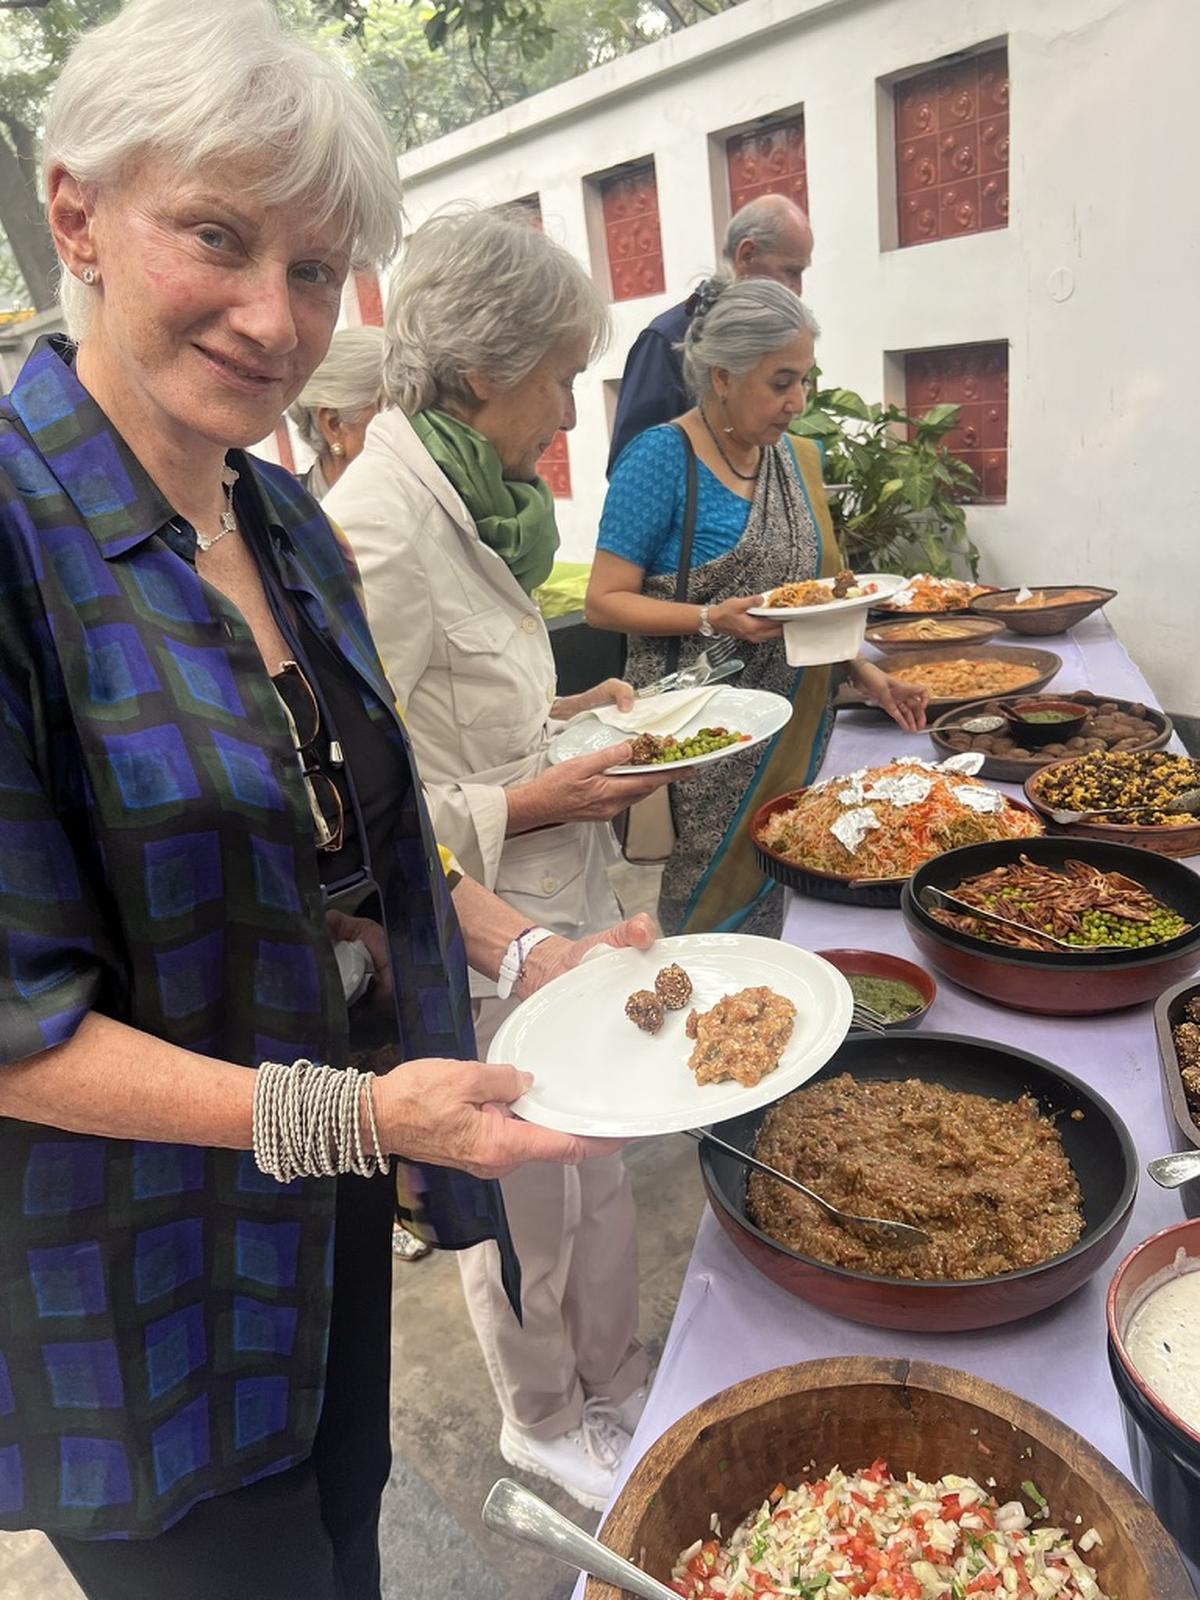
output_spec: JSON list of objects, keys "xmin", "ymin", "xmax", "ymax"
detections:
[
  {"xmin": 536, "ymin": 430, "xmax": 571, "ymax": 499},
  {"xmin": 905, "ymin": 342, "xmax": 1008, "ymax": 502},
  {"xmin": 598, "ymin": 161, "xmax": 665, "ymax": 302},
  {"xmin": 505, "ymin": 193, "xmax": 543, "ymax": 230},
  {"xmin": 726, "ymin": 113, "xmax": 808, "ymax": 219},
  {"xmin": 895, "ymin": 46, "xmax": 1009, "ymax": 248},
  {"xmin": 353, "ymin": 269, "xmax": 384, "ymax": 327}
]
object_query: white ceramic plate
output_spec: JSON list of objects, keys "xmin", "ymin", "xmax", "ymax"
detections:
[
  {"xmin": 488, "ymin": 934, "xmax": 854, "ymax": 1137},
  {"xmin": 750, "ymin": 572, "xmax": 906, "ymax": 620},
  {"xmin": 546, "ymin": 685, "xmax": 793, "ymax": 775}
]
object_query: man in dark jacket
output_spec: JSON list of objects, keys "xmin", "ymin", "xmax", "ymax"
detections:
[{"xmin": 606, "ymin": 193, "xmax": 814, "ymax": 472}]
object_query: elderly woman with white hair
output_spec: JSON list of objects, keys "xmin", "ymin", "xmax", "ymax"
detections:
[
  {"xmin": 287, "ymin": 325, "xmax": 384, "ymax": 501},
  {"xmin": 0, "ymin": 3, "xmax": 655, "ymax": 1596},
  {"xmin": 588, "ymin": 277, "xmax": 927, "ymax": 937},
  {"xmin": 326, "ymin": 209, "xmax": 671, "ymax": 1513}
]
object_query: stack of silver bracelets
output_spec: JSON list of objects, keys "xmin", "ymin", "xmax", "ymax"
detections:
[{"xmin": 252, "ymin": 1059, "xmax": 389, "ymax": 1183}]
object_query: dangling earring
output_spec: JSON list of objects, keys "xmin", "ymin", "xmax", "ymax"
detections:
[
  {"xmin": 82, "ymin": 267, "xmax": 97, "ymax": 285},
  {"xmin": 330, "ymin": 443, "xmax": 345, "ymax": 458},
  {"xmin": 720, "ymin": 395, "xmax": 734, "ymax": 435}
]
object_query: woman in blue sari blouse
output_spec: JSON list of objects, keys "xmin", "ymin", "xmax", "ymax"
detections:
[{"xmin": 0, "ymin": 4, "xmax": 649, "ymax": 1598}]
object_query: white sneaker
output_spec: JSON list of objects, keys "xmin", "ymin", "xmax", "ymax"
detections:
[
  {"xmin": 610, "ymin": 1382, "xmax": 651, "ymax": 1436},
  {"xmin": 499, "ymin": 1398, "xmax": 631, "ymax": 1513}
]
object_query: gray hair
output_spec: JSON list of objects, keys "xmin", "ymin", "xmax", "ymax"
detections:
[
  {"xmin": 44, "ymin": 0, "xmax": 404, "ymax": 337},
  {"xmin": 383, "ymin": 207, "xmax": 609, "ymax": 415},
  {"xmin": 722, "ymin": 193, "xmax": 808, "ymax": 264},
  {"xmin": 287, "ymin": 327, "xmax": 385, "ymax": 453},
  {"xmin": 681, "ymin": 277, "xmax": 820, "ymax": 399}
]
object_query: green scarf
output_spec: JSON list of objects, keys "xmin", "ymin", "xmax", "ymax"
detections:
[{"xmin": 411, "ymin": 407, "xmax": 559, "ymax": 595}]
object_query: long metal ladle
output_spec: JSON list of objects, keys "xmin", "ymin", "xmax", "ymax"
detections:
[
  {"xmin": 684, "ymin": 1127, "xmax": 931, "ymax": 1248},
  {"xmin": 482, "ymin": 1477, "xmax": 679, "ymax": 1600}
]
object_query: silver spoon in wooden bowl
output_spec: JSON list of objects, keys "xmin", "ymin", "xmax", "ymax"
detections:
[
  {"xmin": 1147, "ymin": 1151, "xmax": 1200, "ymax": 1188},
  {"xmin": 684, "ymin": 1127, "xmax": 932, "ymax": 1248},
  {"xmin": 935, "ymin": 713, "xmax": 1007, "ymax": 736}
]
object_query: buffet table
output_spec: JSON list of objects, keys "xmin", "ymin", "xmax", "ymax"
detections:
[{"xmin": 574, "ymin": 613, "xmax": 1199, "ymax": 1588}]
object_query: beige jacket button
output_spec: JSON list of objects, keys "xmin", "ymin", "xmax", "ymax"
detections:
[
  {"xmin": 541, "ymin": 876, "xmax": 557, "ymax": 893},
  {"xmin": 521, "ymin": 616, "xmax": 538, "ymax": 634}
]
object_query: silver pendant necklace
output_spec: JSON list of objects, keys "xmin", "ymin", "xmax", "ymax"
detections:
[
  {"xmin": 698, "ymin": 402, "xmax": 760, "ymax": 482},
  {"xmin": 194, "ymin": 464, "xmax": 240, "ymax": 553}
]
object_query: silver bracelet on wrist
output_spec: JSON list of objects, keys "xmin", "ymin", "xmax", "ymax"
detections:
[{"xmin": 252, "ymin": 1059, "xmax": 390, "ymax": 1183}]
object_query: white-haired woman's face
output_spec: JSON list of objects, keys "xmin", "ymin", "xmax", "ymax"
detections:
[
  {"xmin": 466, "ymin": 331, "xmax": 590, "ymax": 481},
  {"xmin": 714, "ymin": 330, "xmax": 815, "ymax": 448},
  {"xmin": 74, "ymin": 155, "xmax": 349, "ymax": 450}
]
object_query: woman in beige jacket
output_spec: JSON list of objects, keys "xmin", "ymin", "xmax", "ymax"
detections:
[{"xmin": 325, "ymin": 210, "xmax": 672, "ymax": 1512}]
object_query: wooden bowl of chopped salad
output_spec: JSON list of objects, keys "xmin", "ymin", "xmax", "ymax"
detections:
[{"xmin": 584, "ymin": 1357, "xmax": 1191, "ymax": 1600}]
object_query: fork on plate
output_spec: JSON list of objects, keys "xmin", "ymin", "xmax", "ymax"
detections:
[{"xmin": 634, "ymin": 637, "xmax": 739, "ymax": 698}]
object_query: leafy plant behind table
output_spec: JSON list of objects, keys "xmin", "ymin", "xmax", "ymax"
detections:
[{"xmin": 791, "ymin": 373, "xmax": 981, "ymax": 579}]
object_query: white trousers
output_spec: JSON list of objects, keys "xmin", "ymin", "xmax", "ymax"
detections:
[{"xmin": 457, "ymin": 996, "xmax": 648, "ymax": 1437}]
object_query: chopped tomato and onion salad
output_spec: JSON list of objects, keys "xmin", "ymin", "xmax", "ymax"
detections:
[{"xmin": 669, "ymin": 1461, "xmax": 1107, "ymax": 1600}]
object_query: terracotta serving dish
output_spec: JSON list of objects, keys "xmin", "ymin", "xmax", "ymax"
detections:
[
  {"xmin": 836, "ymin": 643, "xmax": 1063, "ymax": 713},
  {"xmin": 928, "ymin": 690, "xmax": 1173, "ymax": 782},
  {"xmin": 863, "ymin": 615, "xmax": 1005, "ymax": 652},
  {"xmin": 814, "ymin": 947, "xmax": 936, "ymax": 1030},
  {"xmin": 584, "ymin": 1357, "xmax": 1194, "ymax": 1600},
  {"xmin": 1107, "ymin": 1219, "xmax": 1200, "ymax": 1578},
  {"xmin": 902, "ymin": 836, "xmax": 1200, "ymax": 1015},
  {"xmin": 1154, "ymin": 976, "xmax": 1200, "ymax": 1220},
  {"xmin": 750, "ymin": 787, "xmax": 1042, "ymax": 910},
  {"xmin": 698, "ymin": 1031, "xmax": 1136, "ymax": 1332},
  {"xmin": 969, "ymin": 584, "xmax": 1117, "ymax": 636},
  {"xmin": 1025, "ymin": 756, "xmax": 1200, "ymax": 858}
]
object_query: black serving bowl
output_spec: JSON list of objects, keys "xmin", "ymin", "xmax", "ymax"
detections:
[
  {"xmin": 1108, "ymin": 1219, "xmax": 1200, "ymax": 1581},
  {"xmin": 1002, "ymin": 696, "xmax": 1089, "ymax": 747},
  {"xmin": 1154, "ymin": 977, "xmax": 1200, "ymax": 1220},
  {"xmin": 699, "ymin": 1031, "xmax": 1138, "ymax": 1332},
  {"xmin": 902, "ymin": 836, "xmax": 1200, "ymax": 1015}
]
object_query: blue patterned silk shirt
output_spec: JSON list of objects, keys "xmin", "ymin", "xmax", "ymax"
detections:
[{"xmin": 0, "ymin": 337, "xmax": 515, "ymax": 1539}]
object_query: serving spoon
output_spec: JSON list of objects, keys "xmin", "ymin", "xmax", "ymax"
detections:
[
  {"xmin": 684, "ymin": 1127, "xmax": 932, "ymax": 1248},
  {"xmin": 1147, "ymin": 1151, "xmax": 1200, "ymax": 1188},
  {"xmin": 935, "ymin": 714, "xmax": 1007, "ymax": 736},
  {"xmin": 1043, "ymin": 787, "xmax": 1200, "ymax": 826},
  {"xmin": 917, "ymin": 884, "xmax": 1125, "ymax": 951},
  {"xmin": 482, "ymin": 1477, "xmax": 680, "ymax": 1600}
]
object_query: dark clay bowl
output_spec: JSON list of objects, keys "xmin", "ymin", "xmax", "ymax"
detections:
[
  {"xmin": 698, "ymin": 1031, "xmax": 1137, "ymax": 1333},
  {"xmin": 1026, "ymin": 756, "xmax": 1200, "ymax": 859},
  {"xmin": 902, "ymin": 836, "xmax": 1200, "ymax": 1015},
  {"xmin": 1003, "ymin": 696, "xmax": 1089, "ymax": 747},
  {"xmin": 586, "ymin": 1358, "xmax": 1194, "ymax": 1600},
  {"xmin": 1107, "ymin": 1218, "xmax": 1200, "ymax": 1579},
  {"xmin": 1154, "ymin": 976, "xmax": 1200, "ymax": 1220},
  {"xmin": 969, "ymin": 585, "xmax": 1117, "ymax": 636},
  {"xmin": 814, "ymin": 947, "xmax": 936, "ymax": 1030}
]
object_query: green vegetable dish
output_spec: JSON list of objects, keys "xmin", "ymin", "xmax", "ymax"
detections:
[
  {"xmin": 846, "ymin": 973, "xmax": 925, "ymax": 1022},
  {"xmin": 628, "ymin": 726, "xmax": 750, "ymax": 765}
]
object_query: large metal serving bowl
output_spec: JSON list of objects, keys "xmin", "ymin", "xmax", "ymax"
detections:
[
  {"xmin": 902, "ymin": 836, "xmax": 1200, "ymax": 1014},
  {"xmin": 698, "ymin": 1032, "xmax": 1137, "ymax": 1333},
  {"xmin": 584, "ymin": 1358, "xmax": 1193, "ymax": 1600}
]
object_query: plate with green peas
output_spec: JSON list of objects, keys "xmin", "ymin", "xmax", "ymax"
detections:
[{"xmin": 548, "ymin": 685, "xmax": 793, "ymax": 775}]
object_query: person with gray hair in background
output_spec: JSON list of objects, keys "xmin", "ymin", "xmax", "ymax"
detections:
[
  {"xmin": 287, "ymin": 326, "xmax": 384, "ymax": 500},
  {"xmin": 606, "ymin": 192, "xmax": 814, "ymax": 472},
  {"xmin": 588, "ymin": 277, "xmax": 926, "ymax": 937},
  {"xmin": 326, "ymin": 207, "xmax": 673, "ymax": 1513}
]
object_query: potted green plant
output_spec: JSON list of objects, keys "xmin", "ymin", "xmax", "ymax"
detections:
[{"xmin": 791, "ymin": 374, "xmax": 981, "ymax": 578}]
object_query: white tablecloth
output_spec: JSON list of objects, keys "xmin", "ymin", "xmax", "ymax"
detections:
[{"xmin": 572, "ymin": 614, "xmax": 1197, "ymax": 1593}]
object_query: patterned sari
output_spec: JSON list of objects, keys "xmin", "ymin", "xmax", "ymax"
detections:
[{"xmin": 625, "ymin": 435, "xmax": 841, "ymax": 937}]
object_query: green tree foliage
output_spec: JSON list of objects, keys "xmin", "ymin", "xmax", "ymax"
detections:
[{"xmin": 0, "ymin": 0, "xmax": 738, "ymax": 309}]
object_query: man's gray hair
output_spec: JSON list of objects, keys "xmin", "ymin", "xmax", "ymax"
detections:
[
  {"xmin": 681, "ymin": 277, "xmax": 820, "ymax": 399},
  {"xmin": 43, "ymin": 0, "xmax": 404, "ymax": 337},
  {"xmin": 287, "ymin": 327, "xmax": 385, "ymax": 453},
  {"xmin": 383, "ymin": 207, "xmax": 609, "ymax": 415},
  {"xmin": 722, "ymin": 193, "xmax": 807, "ymax": 264}
]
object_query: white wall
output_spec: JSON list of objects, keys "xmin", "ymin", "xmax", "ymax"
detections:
[{"xmin": 396, "ymin": 0, "xmax": 1200, "ymax": 712}]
